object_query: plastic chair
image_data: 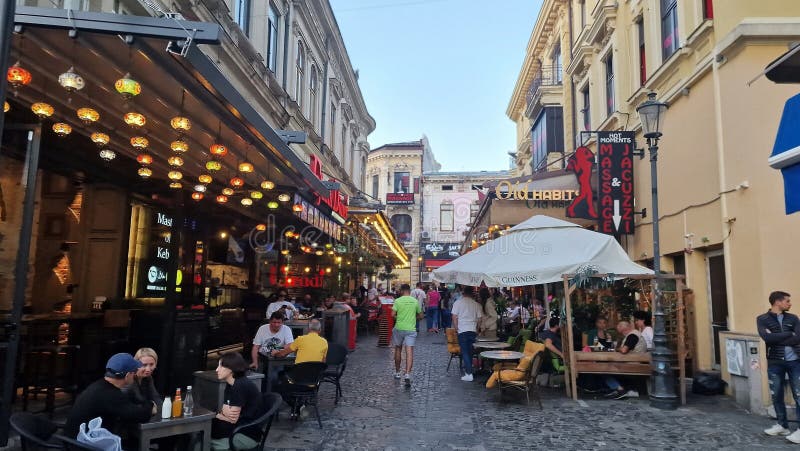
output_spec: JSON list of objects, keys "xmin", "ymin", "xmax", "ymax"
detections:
[
  {"xmin": 229, "ymin": 392, "xmax": 282, "ymax": 451},
  {"xmin": 321, "ymin": 343, "xmax": 348, "ymax": 403},
  {"xmin": 284, "ymin": 361, "xmax": 327, "ymax": 428},
  {"xmin": 9, "ymin": 412, "xmax": 61, "ymax": 450}
]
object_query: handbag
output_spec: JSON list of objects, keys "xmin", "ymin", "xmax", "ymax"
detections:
[{"xmin": 77, "ymin": 417, "xmax": 122, "ymax": 451}]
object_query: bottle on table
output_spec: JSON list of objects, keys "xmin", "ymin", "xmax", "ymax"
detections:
[
  {"xmin": 161, "ymin": 396, "xmax": 172, "ymax": 419},
  {"xmin": 183, "ymin": 386, "xmax": 194, "ymax": 416},
  {"xmin": 171, "ymin": 388, "xmax": 183, "ymax": 418}
]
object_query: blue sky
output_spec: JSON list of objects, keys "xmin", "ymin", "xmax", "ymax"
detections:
[{"xmin": 330, "ymin": 0, "xmax": 543, "ymax": 172}]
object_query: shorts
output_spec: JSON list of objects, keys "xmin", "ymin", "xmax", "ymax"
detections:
[{"xmin": 392, "ymin": 329, "xmax": 417, "ymax": 347}]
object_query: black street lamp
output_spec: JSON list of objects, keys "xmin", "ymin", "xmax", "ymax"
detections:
[{"xmin": 636, "ymin": 92, "xmax": 679, "ymax": 410}]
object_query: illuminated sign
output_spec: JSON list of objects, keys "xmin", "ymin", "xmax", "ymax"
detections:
[
  {"xmin": 494, "ymin": 183, "xmax": 579, "ymax": 201},
  {"xmin": 597, "ymin": 131, "xmax": 635, "ymax": 235},
  {"xmin": 386, "ymin": 193, "xmax": 415, "ymax": 204},
  {"xmin": 310, "ymin": 154, "xmax": 348, "ymax": 220},
  {"xmin": 140, "ymin": 210, "xmax": 176, "ymax": 297}
]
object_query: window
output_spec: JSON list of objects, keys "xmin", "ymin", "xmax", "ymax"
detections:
[
  {"xmin": 341, "ymin": 125, "xmax": 347, "ymax": 162},
  {"xmin": 605, "ymin": 53, "xmax": 614, "ymax": 117},
  {"xmin": 441, "ymin": 185, "xmax": 453, "ymax": 191},
  {"xmin": 581, "ymin": 87, "xmax": 590, "ymax": 130},
  {"xmin": 309, "ymin": 67, "xmax": 318, "ymax": 125},
  {"xmin": 470, "ymin": 203, "xmax": 480, "ymax": 223},
  {"xmin": 703, "ymin": 0, "xmax": 713, "ymax": 19},
  {"xmin": 638, "ymin": 19, "xmax": 647, "ymax": 85},
  {"xmin": 552, "ymin": 44, "xmax": 562, "ymax": 83},
  {"xmin": 579, "ymin": 0, "xmax": 585, "ymax": 28},
  {"xmin": 440, "ymin": 203, "xmax": 454, "ymax": 232},
  {"xmin": 531, "ymin": 111, "xmax": 548, "ymax": 171},
  {"xmin": 295, "ymin": 42, "xmax": 305, "ymax": 108},
  {"xmin": 661, "ymin": 0, "xmax": 679, "ymax": 61},
  {"xmin": 390, "ymin": 214, "xmax": 413, "ymax": 242},
  {"xmin": 372, "ymin": 174, "xmax": 379, "ymax": 198},
  {"xmin": 234, "ymin": 0, "xmax": 250, "ymax": 35},
  {"xmin": 266, "ymin": 4, "xmax": 279, "ymax": 73},
  {"xmin": 394, "ymin": 172, "xmax": 411, "ymax": 193},
  {"xmin": 531, "ymin": 107, "xmax": 564, "ymax": 172},
  {"xmin": 329, "ymin": 102, "xmax": 336, "ymax": 150}
]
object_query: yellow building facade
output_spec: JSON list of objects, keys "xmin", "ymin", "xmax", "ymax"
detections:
[{"xmin": 509, "ymin": 0, "xmax": 800, "ymax": 413}]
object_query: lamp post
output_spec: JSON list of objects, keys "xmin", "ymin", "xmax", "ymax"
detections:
[
  {"xmin": 636, "ymin": 92, "xmax": 679, "ymax": 410},
  {"xmin": 417, "ymin": 256, "xmax": 423, "ymax": 284}
]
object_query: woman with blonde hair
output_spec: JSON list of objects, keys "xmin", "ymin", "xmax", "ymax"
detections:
[{"xmin": 130, "ymin": 347, "xmax": 162, "ymax": 410}]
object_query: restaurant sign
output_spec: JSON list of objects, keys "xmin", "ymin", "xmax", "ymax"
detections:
[
  {"xmin": 140, "ymin": 210, "xmax": 176, "ymax": 297},
  {"xmin": 422, "ymin": 242, "xmax": 461, "ymax": 259},
  {"xmin": 310, "ymin": 154, "xmax": 348, "ymax": 222},
  {"xmin": 386, "ymin": 193, "xmax": 415, "ymax": 205},
  {"xmin": 597, "ymin": 131, "xmax": 635, "ymax": 235}
]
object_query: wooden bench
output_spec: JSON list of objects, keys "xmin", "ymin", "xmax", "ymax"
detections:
[{"xmin": 573, "ymin": 351, "xmax": 652, "ymax": 375}]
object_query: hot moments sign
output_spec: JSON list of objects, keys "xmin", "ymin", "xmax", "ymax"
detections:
[{"xmin": 597, "ymin": 131, "xmax": 635, "ymax": 235}]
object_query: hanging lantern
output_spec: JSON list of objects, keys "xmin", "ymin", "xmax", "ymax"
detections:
[
  {"xmin": 58, "ymin": 67, "xmax": 85, "ymax": 92},
  {"xmin": 255, "ymin": 224, "xmax": 267, "ymax": 231},
  {"xmin": 136, "ymin": 153, "xmax": 153, "ymax": 165},
  {"xmin": 52, "ymin": 122, "xmax": 72, "ymax": 137},
  {"xmin": 192, "ymin": 192, "xmax": 204, "ymax": 201},
  {"xmin": 7, "ymin": 62, "xmax": 32, "ymax": 90},
  {"xmin": 193, "ymin": 184, "xmax": 207, "ymax": 193},
  {"xmin": 267, "ymin": 201, "xmax": 279, "ymax": 209},
  {"xmin": 76, "ymin": 107, "xmax": 100, "ymax": 124},
  {"xmin": 280, "ymin": 249, "xmax": 290, "ymax": 255},
  {"xmin": 292, "ymin": 204, "xmax": 303, "ymax": 213},
  {"xmin": 170, "ymin": 116, "xmax": 191, "ymax": 133},
  {"xmin": 222, "ymin": 187, "xmax": 234, "ymax": 196},
  {"xmin": 123, "ymin": 112, "xmax": 146, "ymax": 128},
  {"xmin": 137, "ymin": 167, "xmax": 152, "ymax": 178},
  {"xmin": 240, "ymin": 198, "xmax": 253, "ymax": 206},
  {"xmin": 216, "ymin": 195, "xmax": 228, "ymax": 203},
  {"xmin": 170, "ymin": 140, "xmax": 189, "ymax": 153},
  {"xmin": 210, "ymin": 144, "xmax": 227, "ymax": 157},
  {"xmin": 98, "ymin": 149, "xmax": 116, "ymax": 161},
  {"xmin": 230, "ymin": 177, "xmax": 244, "ymax": 188},
  {"xmin": 115, "ymin": 73, "xmax": 141, "ymax": 99},
  {"xmin": 168, "ymin": 171, "xmax": 183, "ymax": 180},
  {"xmin": 238, "ymin": 162, "xmax": 254, "ymax": 173},
  {"xmin": 31, "ymin": 102, "xmax": 54, "ymax": 119},
  {"xmin": 315, "ymin": 250, "xmax": 324, "ymax": 256},
  {"xmin": 169, "ymin": 182, "xmax": 182, "ymax": 189},
  {"xmin": 130, "ymin": 136, "xmax": 149, "ymax": 149},
  {"xmin": 278, "ymin": 193, "xmax": 291, "ymax": 202},
  {"xmin": 168, "ymin": 156, "xmax": 184, "ymax": 167},
  {"xmin": 3, "ymin": 101, "xmax": 9, "ymax": 113},
  {"xmin": 260, "ymin": 180, "xmax": 275, "ymax": 190},
  {"xmin": 250, "ymin": 191, "xmax": 263, "ymax": 200},
  {"xmin": 206, "ymin": 160, "xmax": 222, "ymax": 171},
  {"xmin": 91, "ymin": 132, "xmax": 109, "ymax": 147},
  {"xmin": 198, "ymin": 174, "xmax": 213, "ymax": 184}
]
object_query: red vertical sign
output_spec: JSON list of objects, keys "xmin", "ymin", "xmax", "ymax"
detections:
[{"xmin": 597, "ymin": 131, "xmax": 635, "ymax": 235}]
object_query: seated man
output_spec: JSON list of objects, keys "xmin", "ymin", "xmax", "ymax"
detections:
[
  {"xmin": 272, "ymin": 319, "xmax": 329, "ymax": 417},
  {"xmin": 266, "ymin": 290, "xmax": 297, "ymax": 320},
  {"xmin": 603, "ymin": 320, "xmax": 648, "ymax": 400},
  {"xmin": 64, "ymin": 353, "xmax": 154, "ymax": 440},
  {"xmin": 539, "ymin": 317, "xmax": 565, "ymax": 373},
  {"xmin": 250, "ymin": 312, "xmax": 295, "ymax": 370}
]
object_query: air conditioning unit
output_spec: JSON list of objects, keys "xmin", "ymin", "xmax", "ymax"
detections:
[{"xmin": 420, "ymin": 231, "xmax": 431, "ymax": 241}]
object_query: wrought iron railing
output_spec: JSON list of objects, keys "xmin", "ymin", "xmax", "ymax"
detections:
[{"xmin": 526, "ymin": 65, "xmax": 563, "ymax": 105}]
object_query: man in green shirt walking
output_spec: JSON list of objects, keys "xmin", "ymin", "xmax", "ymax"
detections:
[{"xmin": 392, "ymin": 283, "xmax": 423, "ymax": 384}]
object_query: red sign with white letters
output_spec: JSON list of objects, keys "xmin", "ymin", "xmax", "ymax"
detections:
[
  {"xmin": 309, "ymin": 154, "xmax": 348, "ymax": 219},
  {"xmin": 597, "ymin": 131, "xmax": 635, "ymax": 235}
]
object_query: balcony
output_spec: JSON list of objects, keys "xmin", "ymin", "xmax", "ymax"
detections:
[{"xmin": 525, "ymin": 65, "xmax": 563, "ymax": 118}]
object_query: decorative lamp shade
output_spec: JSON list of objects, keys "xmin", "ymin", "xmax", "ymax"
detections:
[
  {"xmin": 198, "ymin": 174, "xmax": 213, "ymax": 184},
  {"xmin": 115, "ymin": 74, "xmax": 141, "ymax": 99},
  {"xmin": 168, "ymin": 156, "xmax": 184, "ymax": 167},
  {"xmin": 256, "ymin": 223, "xmax": 267, "ymax": 231},
  {"xmin": 31, "ymin": 102, "xmax": 54, "ymax": 119},
  {"xmin": 191, "ymin": 192, "xmax": 204, "ymax": 201},
  {"xmin": 284, "ymin": 231, "xmax": 294, "ymax": 238},
  {"xmin": 123, "ymin": 112, "xmax": 146, "ymax": 128},
  {"xmin": 250, "ymin": 190, "xmax": 263, "ymax": 199},
  {"xmin": 169, "ymin": 182, "xmax": 182, "ymax": 189},
  {"xmin": 52, "ymin": 122, "xmax": 72, "ymax": 137},
  {"xmin": 636, "ymin": 92, "xmax": 668, "ymax": 139},
  {"xmin": 222, "ymin": 187, "xmax": 234, "ymax": 196},
  {"xmin": 278, "ymin": 193, "xmax": 291, "ymax": 202},
  {"xmin": 76, "ymin": 107, "xmax": 100, "ymax": 124},
  {"xmin": 238, "ymin": 162, "xmax": 254, "ymax": 173},
  {"xmin": 58, "ymin": 67, "xmax": 85, "ymax": 92},
  {"xmin": 267, "ymin": 201, "xmax": 279, "ymax": 209},
  {"xmin": 210, "ymin": 143, "xmax": 228, "ymax": 157},
  {"xmin": 280, "ymin": 249, "xmax": 289, "ymax": 255},
  {"xmin": 260, "ymin": 180, "xmax": 275, "ymax": 190},
  {"xmin": 136, "ymin": 153, "xmax": 153, "ymax": 165},
  {"xmin": 193, "ymin": 184, "xmax": 207, "ymax": 193},
  {"xmin": 168, "ymin": 171, "xmax": 183, "ymax": 180},
  {"xmin": 292, "ymin": 204, "xmax": 303, "ymax": 212},
  {"xmin": 216, "ymin": 195, "xmax": 228, "ymax": 203},
  {"xmin": 240, "ymin": 198, "xmax": 253, "ymax": 206},
  {"xmin": 230, "ymin": 177, "xmax": 244, "ymax": 187},
  {"xmin": 315, "ymin": 250, "xmax": 324, "ymax": 256},
  {"xmin": 205, "ymin": 160, "xmax": 222, "ymax": 171},
  {"xmin": 137, "ymin": 167, "xmax": 152, "ymax": 178},
  {"xmin": 130, "ymin": 136, "xmax": 149, "ymax": 149},
  {"xmin": 170, "ymin": 116, "xmax": 191, "ymax": 133},
  {"xmin": 3, "ymin": 101, "xmax": 8, "ymax": 112},
  {"xmin": 7, "ymin": 62, "xmax": 32, "ymax": 88},
  {"xmin": 91, "ymin": 132, "xmax": 110, "ymax": 147},
  {"xmin": 170, "ymin": 140, "xmax": 189, "ymax": 153},
  {"xmin": 98, "ymin": 149, "xmax": 116, "ymax": 161}
]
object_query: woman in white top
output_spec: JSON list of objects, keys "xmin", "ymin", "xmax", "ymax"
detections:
[{"xmin": 633, "ymin": 310, "xmax": 654, "ymax": 350}]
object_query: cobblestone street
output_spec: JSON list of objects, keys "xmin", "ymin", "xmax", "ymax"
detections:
[{"xmin": 265, "ymin": 328, "xmax": 793, "ymax": 451}]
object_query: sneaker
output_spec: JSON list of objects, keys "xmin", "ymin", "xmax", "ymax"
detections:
[
  {"xmin": 394, "ymin": 371, "xmax": 402, "ymax": 379},
  {"xmin": 765, "ymin": 424, "xmax": 791, "ymax": 436},
  {"xmin": 613, "ymin": 390, "xmax": 639, "ymax": 400},
  {"xmin": 604, "ymin": 388, "xmax": 624, "ymax": 398},
  {"xmin": 787, "ymin": 429, "xmax": 800, "ymax": 443},
  {"xmin": 461, "ymin": 373, "xmax": 474, "ymax": 382}
]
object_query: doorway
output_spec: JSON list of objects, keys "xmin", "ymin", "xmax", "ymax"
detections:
[{"xmin": 706, "ymin": 251, "xmax": 729, "ymax": 367}]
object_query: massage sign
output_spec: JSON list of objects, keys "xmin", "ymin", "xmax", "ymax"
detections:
[{"xmin": 597, "ymin": 131, "xmax": 635, "ymax": 235}]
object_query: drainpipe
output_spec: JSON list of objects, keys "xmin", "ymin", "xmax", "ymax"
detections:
[{"xmin": 281, "ymin": 1, "xmax": 292, "ymax": 91}]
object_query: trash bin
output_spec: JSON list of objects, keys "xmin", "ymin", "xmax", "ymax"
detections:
[{"xmin": 323, "ymin": 309, "xmax": 349, "ymax": 349}]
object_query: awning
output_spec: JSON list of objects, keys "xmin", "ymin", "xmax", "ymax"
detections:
[
  {"xmin": 770, "ymin": 92, "xmax": 800, "ymax": 214},
  {"xmin": 348, "ymin": 209, "xmax": 409, "ymax": 266}
]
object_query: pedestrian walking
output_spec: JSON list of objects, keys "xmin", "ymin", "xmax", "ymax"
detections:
[
  {"xmin": 410, "ymin": 282, "xmax": 427, "ymax": 332},
  {"xmin": 426, "ymin": 284, "xmax": 441, "ymax": 333},
  {"xmin": 391, "ymin": 284, "xmax": 423, "ymax": 386},
  {"xmin": 757, "ymin": 291, "xmax": 800, "ymax": 443},
  {"xmin": 451, "ymin": 285, "xmax": 482, "ymax": 382}
]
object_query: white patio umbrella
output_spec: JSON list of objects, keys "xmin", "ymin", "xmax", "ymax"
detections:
[{"xmin": 432, "ymin": 215, "xmax": 653, "ymax": 287}]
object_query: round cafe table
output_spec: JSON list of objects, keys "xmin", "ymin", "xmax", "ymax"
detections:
[
  {"xmin": 479, "ymin": 350, "xmax": 525, "ymax": 362},
  {"xmin": 476, "ymin": 336, "xmax": 497, "ymax": 342},
  {"xmin": 473, "ymin": 341, "xmax": 511, "ymax": 350}
]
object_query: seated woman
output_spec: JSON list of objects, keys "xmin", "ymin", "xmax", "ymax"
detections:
[
  {"xmin": 582, "ymin": 316, "xmax": 613, "ymax": 349},
  {"xmin": 129, "ymin": 348, "xmax": 162, "ymax": 413},
  {"xmin": 211, "ymin": 352, "xmax": 266, "ymax": 451}
]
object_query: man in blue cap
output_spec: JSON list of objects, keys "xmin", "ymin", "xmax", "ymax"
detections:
[{"xmin": 64, "ymin": 353, "xmax": 155, "ymax": 439}]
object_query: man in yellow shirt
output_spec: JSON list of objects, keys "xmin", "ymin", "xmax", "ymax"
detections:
[{"xmin": 272, "ymin": 319, "xmax": 328, "ymax": 363}]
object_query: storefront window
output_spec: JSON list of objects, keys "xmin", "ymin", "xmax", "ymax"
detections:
[
  {"xmin": 391, "ymin": 214, "xmax": 413, "ymax": 242},
  {"xmin": 394, "ymin": 171, "xmax": 411, "ymax": 193}
]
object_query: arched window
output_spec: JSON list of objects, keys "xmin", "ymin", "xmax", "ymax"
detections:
[
  {"xmin": 295, "ymin": 42, "xmax": 305, "ymax": 109},
  {"xmin": 309, "ymin": 66, "xmax": 318, "ymax": 126},
  {"xmin": 391, "ymin": 214, "xmax": 413, "ymax": 243}
]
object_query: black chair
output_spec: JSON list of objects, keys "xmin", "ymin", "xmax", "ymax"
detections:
[
  {"xmin": 228, "ymin": 392, "xmax": 282, "ymax": 451},
  {"xmin": 283, "ymin": 361, "xmax": 327, "ymax": 429},
  {"xmin": 321, "ymin": 343, "xmax": 348, "ymax": 404},
  {"xmin": 53, "ymin": 435, "xmax": 103, "ymax": 451},
  {"xmin": 9, "ymin": 412, "xmax": 61, "ymax": 450}
]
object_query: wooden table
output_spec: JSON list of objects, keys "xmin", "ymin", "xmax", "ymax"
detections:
[
  {"xmin": 261, "ymin": 354, "xmax": 296, "ymax": 393},
  {"xmin": 136, "ymin": 407, "xmax": 214, "ymax": 451}
]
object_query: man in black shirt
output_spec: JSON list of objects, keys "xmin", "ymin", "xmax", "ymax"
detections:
[{"xmin": 64, "ymin": 353, "xmax": 154, "ymax": 439}]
